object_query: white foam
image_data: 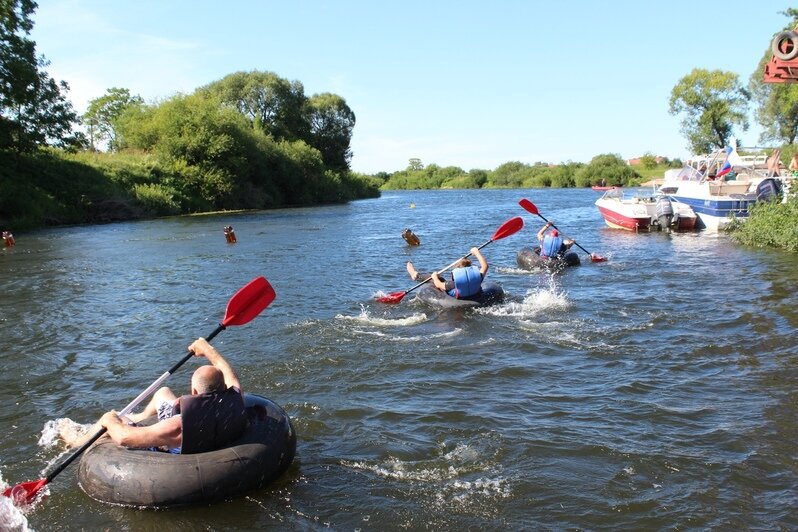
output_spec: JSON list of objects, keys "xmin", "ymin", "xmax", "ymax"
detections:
[
  {"xmin": 350, "ymin": 327, "xmax": 462, "ymax": 342},
  {"xmin": 39, "ymin": 418, "xmax": 92, "ymax": 449},
  {"xmin": 336, "ymin": 307, "xmax": 428, "ymax": 327},
  {"xmin": 479, "ymin": 284, "xmax": 571, "ymax": 318},
  {"xmin": 0, "ymin": 473, "xmax": 33, "ymax": 532}
]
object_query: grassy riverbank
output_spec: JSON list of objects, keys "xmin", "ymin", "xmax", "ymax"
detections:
[{"xmin": 0, "ymin": 149, "xmax": 381, "ymax": 230}]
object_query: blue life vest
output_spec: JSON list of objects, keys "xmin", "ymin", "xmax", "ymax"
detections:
[
  {"xmin": 448, "ymin": 265, "xmax": 482, "ymax": 298},
  {"xmin": 541, "ymin": 235, "xmax": 563, "ymax": 258}
]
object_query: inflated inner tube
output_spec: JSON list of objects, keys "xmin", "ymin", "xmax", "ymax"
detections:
[
  {"xmin": 516, "ymin": 247, "xmax": 580, "ymax": 270},
  {"xmin": 415, "ymin": 280, "xmax": 504, "ymax": 308},
  {"xmin": 78, "ymin": 393, "xmax": 296, "ymax": 508}
]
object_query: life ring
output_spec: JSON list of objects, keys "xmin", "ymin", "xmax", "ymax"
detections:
[
  {"xmin": 415, "ymin": 281, "xmax": 504, "ymax": 308},
  {"xmin": 772, "ymin": 31, "xmax": 798, "ymax": 61},
  {"xmin": 516, "ymin": 247, "xmax": 580, "ymax": 270},
  {"xmin": 401, "ymin": 228, "xmax": 421, "ymax": 246},
  {"xmin": 77, "ymin": 394, "xmax": 296, "ymax": 508}
]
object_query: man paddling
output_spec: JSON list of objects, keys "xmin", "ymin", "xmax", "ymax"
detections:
[
  {"xmin": 406, "ymin": 247, "xmax": 489, "ymax": 299},
  {"xmin": 537, "ymin": 221, "xmax": 575, "ymax": 260},
  {"xmin": 59, "ymin": 338, "xmax": 247, "ymax": 454}
]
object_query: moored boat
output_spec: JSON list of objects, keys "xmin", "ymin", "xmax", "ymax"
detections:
[
  {"xmin": 659, "ymin": 144, "xmax": 786, "ymax": 230},
  {"xmin": 415, "ymin": 281, "xmax": 504, "ymax": 308},
  {"xmin": 595, "ymin": 188, "xmax": 697, "ymax": 232},
  {"xmin": 77, "ymin": 394, "xmax": 296, "ymax": 508}
]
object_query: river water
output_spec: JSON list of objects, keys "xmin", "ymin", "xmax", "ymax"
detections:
[{"xmin": 0, "ymin": 188, "xmax": 796, "ymax": 530}]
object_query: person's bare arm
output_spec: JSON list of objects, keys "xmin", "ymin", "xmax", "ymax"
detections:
[
  {"xmin": 100, "ymin": 411, "xmax": 182, "ymax": 449},
  {"xmin": 471, "ymin": 247, "xmax": 488, "ymax": 276},
  {"xmin": 431, "ymin": 271, "xmax": 447, "ymax": 291},
  {"xmin": 537, "ymin": 222, "xmax": 551, "ymax": 241},
  {"xmin": 189, "ymin": 338, "xmax": 241, "ymax": 392}
]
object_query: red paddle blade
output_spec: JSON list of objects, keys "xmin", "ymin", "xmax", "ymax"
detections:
[
  {"xmin": 590, "ymin": 253, "xmax": 608, "ymax": 263},
  {"xmin": 376, "ymin": 291, "xmax": 406, "ymax": 304},
  {"xmin": 221, "ymin": 276, "xmax": 276, "ymax": 326},
  {"xmin": 518, "ymin": 198, "xmax": 538, "ymax": 215},
  {"xmin": 3, "ymin": 478, "xmax": 48, "ymax": 505},
  {"xmin": 491, "ymin": 216, "xmax": 524, "ymax": 241}
]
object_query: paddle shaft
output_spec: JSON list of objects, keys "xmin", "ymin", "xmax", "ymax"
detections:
[
  {"xmin": 41, "ymin": 323, "xmax": 226, "ymax": 484},
  {"xmin": 533, "ymin": 212, "xmax": 595, "ymax": 257}
]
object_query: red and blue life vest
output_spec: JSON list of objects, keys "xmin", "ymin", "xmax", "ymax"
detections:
[{"xmin": 448, "ymin": 265, "xmax": 482, "ymax": 298}]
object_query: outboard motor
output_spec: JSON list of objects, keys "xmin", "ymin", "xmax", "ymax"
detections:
[
  {"xmin": 655, "ymin": 196, "xmax": 675, "ymax": 231},
  {"xmin": 756, "ymin": 178, "xmax": 783, "ymax": 202}
]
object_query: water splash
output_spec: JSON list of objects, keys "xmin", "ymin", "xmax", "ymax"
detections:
[
  {"xmin": 0, "ymin": 473, "xmax": 33, "ymax": 532},
  {"xmin": 39, "ymin": 418, "xmax": 92, "ymax": 449},
  {"xmin": 479, "ymin": 281, "xmax": 571, "ymax": 318}
]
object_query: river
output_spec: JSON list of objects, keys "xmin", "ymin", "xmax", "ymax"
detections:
[{"xmin": 1, "ymin": 188, "xmax": 796, "ymax": 530}]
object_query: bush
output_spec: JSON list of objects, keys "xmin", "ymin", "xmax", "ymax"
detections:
[
  {"xmin": 132, "ymin": 183, "xmax": 181, "ymax": 216},
  {"xmin": 729, "ymin": 194, "xmax": 798, "ymax": 251}
]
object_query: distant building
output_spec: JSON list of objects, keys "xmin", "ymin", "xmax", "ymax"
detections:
[{"xmin": 626, "ymin": 155, "xmax": 666, "ymax": 166}]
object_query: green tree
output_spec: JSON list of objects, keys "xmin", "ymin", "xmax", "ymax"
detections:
[
  {"xmin": 749, "ymin": 9, "xmax": 798, "ymax": 145},
  {"xmin": 200, "ymin": 70, "xmax": 309, "ymax": 141},
  {"xmin": 407, "ymin": 158, "xmax": 423, "ymax": 171},
  {"xmin": 0, "ymin": 0, "xmax": 81, "ymax": 152},
  {"xmin": 640, "ymin": 152, "xmax": 658, "ymax": 169},
  {"xmin": 669, "ymin": 68, "xmax": 750, "ymax": 154},
  {"xmin": 306, "ymin": 92, "xmax": 355, "ymax": 172},
  {"xmin": 574, "ymin": 154, "xmax": 639, "ymax": 187},
  {"xmin": 83, "ymin": 87, "xmax": 144, "ymax": 151},
  {"xmin": 487, "ymin": 161, "xmax": 531, "ymax": 187}
]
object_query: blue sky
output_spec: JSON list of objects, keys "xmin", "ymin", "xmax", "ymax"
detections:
[{"xmin": 31, "ymin": 0, "xmax": 791, "ymax": 174}]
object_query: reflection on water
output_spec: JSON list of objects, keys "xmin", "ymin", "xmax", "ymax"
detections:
[{"xmin": 1, "ymin": 188, "xmax": 796, "ymax": 530}]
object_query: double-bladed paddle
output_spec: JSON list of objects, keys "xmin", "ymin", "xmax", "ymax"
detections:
[
  {"xmin": 518, "ymin": 198, "xmax": 607, "ymax": 262},
  {"xmin": 3, "ymin": 276, "xmax": 276, "ymax": 506},
  {"xmin": 376, "ymin": 216, "xmax": 524, "ymax": 304}
]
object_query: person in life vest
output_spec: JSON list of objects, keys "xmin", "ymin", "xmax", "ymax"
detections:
[
  {"xmin": 2, "ymin": 231, "xmax": 15, "ymax": 247},
  {"xmin": 536, "ymin": 222, "xmax": 575, "ymax": 260},
  {"xmin": 405, "ymin": 247, "xmax": 489, "ymax": 299},
  {"xmin": 59, "ymin": 338, "xmax": 247, "ymax": 455},
  {"xmin": 223, "ymin": 225, "xmax": 237, "ymax": 243}
]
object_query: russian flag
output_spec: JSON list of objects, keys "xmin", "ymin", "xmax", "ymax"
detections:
[{"xmin": 716, "ymin": 147, "xmax": 733, "ymax": 178}]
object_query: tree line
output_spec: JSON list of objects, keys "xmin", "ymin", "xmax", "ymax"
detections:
[{"xmin": 0, "ymin": 0, "xmax": 380, "ymax": 229}]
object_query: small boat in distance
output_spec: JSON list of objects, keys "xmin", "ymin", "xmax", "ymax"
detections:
[{"xmin": 591, "ymin": 185, "xmax": 618, "ymax": 191}]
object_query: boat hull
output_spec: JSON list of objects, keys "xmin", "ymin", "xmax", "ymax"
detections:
[
  {"xmin": 596, "ymin": 192, "xmax": 697, "ymax": 232},
  {"xmin": 595, "ymin": 199, "xmax": 652, "ymax": 231}
]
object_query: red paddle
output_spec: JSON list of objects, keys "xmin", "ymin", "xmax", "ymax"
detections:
[
  {"xmin": 3, "ymin": 276, "xmax": 276, "ymax": 506},
  {"xmin": 518, "ymin": 198, "xmax": 607, "ymax": 262},
  {"xmin": 376, "ymin": 216, "xmax": 524, "ymax": 304}
]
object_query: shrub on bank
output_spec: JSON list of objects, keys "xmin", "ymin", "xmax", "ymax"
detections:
[{"xmin": 729, "ymin": 194, "xmax": 798, "ymax": 252}]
